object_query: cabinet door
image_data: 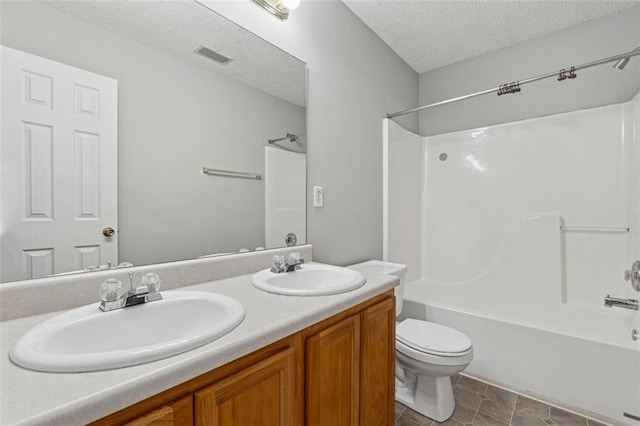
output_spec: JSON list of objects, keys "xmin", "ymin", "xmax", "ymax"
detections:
[
  {"xmin": 306, "ymin": 315, "xmax": 360, "ymax": 426},
  {"xmin": 125, "ymin": 395, "xmax": 193, "ymax": 426},
  {"xmin": 194, "ymin": 348, "xmax": 295, "ymax": 426},
  {"xmin": 360, "ymin": 298, "xmax": 395, "ymax": 426}
]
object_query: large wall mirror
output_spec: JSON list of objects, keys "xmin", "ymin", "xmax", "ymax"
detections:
[{"xmin": 0, "ymin": 0, "xmax": 307, "ymax": 283}]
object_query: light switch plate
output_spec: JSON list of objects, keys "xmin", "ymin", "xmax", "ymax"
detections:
[{"xmin": 313, "ymin": 186, "xmax": 324, "ymax": 207}]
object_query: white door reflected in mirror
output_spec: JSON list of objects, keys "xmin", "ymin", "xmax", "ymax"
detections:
[{"xmin": 0, "ymin": 46, "xmax": 118, "ymax": 282}]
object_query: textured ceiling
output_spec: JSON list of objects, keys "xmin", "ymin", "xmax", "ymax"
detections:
[
  {"xmin": 39, "ymin": 0, "xmax": 306, "ymax": 107},
  {"xmin": 342, "ymin": 0, "xmax": 640, "ymax": 74}
]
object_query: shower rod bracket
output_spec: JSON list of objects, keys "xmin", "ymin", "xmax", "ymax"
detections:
[{"xmin": 268, "ymin": 133, "xmax": 300, "ymax": 144}]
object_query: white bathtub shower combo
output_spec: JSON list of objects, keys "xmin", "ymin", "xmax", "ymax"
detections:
[{"xmin": 383, "ymin": 94, "xmax": 640, "ymax": 425}]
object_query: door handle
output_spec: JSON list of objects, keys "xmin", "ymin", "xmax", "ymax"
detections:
[{"xmin": 103, "ymin": 227, "xmax": 116, "ymax": 237}]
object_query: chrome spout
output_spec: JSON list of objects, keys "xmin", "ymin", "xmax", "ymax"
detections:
[{"xmin": 604, "ymin": 295, "xmax": 638, "ymax": 310}]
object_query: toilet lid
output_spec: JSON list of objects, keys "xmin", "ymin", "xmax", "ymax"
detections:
[{"xmin": 396, "ymin": 319, "xmax": 472, "ymax": 355}]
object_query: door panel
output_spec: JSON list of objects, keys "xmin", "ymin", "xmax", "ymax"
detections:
[
  {"xmin": 360, "ymin": 298, "xmax": 395, "ymax": 426},
  {"xmin": 264, "ymin": 146, "xmax": 306, "ymax": 248},
  {"xmin": 306, "ymin": 315, "xmax": 360, "ymax": 426},
  {"xmin": 1, "ymin": 46, "xmax": 118, "ymax": 281},
  {"xmin": 194, "ymin": 348, "xmax": 295, "ymax": 426}
]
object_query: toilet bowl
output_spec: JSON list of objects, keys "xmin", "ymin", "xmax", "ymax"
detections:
[
  {"xmin": 395, "ymin": 318, "xmax": 473, "ymax": 421},
  {"xmin": 348, "ymin": 260, "xmax": 473, "ymax": 422}
]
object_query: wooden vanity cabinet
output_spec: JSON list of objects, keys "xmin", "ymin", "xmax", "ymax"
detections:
[
  {"xmin": 93, "ymin": 291, "xmax": 394, "ymax": 426},
  {"xmin": 305, "ymin": 296, "xmax": 395, "ymax": 426}
]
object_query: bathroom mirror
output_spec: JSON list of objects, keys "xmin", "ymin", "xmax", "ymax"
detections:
[{"xmin": 0, "ymin": 0, "xmax": 307, "ymax": 283}]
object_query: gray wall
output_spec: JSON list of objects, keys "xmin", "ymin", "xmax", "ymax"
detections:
[
  {"xmin": 207, "ymin": 0, "xmax": 419, "ymax": 266},
  {"xmin": 1, "ymin": 1, "xmax": 306, "ymax": 266},
  {"xmin": 417, "ymin": 6, "xmax": 640, "ymax": 137}
]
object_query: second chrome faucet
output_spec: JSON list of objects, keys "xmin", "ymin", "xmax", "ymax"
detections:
[{"xmin": 271, "ymin": 252, "xmax": 304, "ymax": 273}]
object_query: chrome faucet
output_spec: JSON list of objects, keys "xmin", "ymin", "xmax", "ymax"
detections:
[
  {"xmin": 86, "ymin": 261, "xmax": 133, "ymax": 272},
  {"xmin": 271, "ymin": 252, "xmax": 304, "ymax": 273},
  {"xmin": 99, "ymin": 272, "xmax": 163, "ymax": 312},
  {"xmin": 604, "ymin": 295, "xmax": 638, "ymax": 310}
]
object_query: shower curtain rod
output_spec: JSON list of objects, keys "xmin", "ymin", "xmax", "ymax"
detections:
[{"xmin": 387, "ymin": 47, "xmax": 640, "ymax": 119}]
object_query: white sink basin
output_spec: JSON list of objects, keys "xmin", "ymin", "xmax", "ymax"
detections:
[
  {"xmin": 252, "ymin": 263, "xmax": 366, "ymax": 296},
  {"xmin": 10, "ymin": 291, "xmax": 245, "ymax": 373}
]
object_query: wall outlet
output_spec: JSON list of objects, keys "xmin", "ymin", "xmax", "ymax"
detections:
[{"xmin": 313, "ymin": 186, "xmax": 324, "ymax": 208}]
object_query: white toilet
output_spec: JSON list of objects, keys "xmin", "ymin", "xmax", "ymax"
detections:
[{"xmin": 349, "ymin": 260, "xmax": 473, "ymax": 422}]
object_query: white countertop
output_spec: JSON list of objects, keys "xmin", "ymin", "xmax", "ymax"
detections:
[{"xmin": 0, "ymin": 269, "xmax": 397, "ymax": 425}]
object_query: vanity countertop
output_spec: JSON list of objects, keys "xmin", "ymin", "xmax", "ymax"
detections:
[{"xmin": 0, "ymin": 268, "xmax": 397, "ymax": 425}]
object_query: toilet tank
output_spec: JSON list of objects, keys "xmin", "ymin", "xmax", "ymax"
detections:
[{"xmin": 348, "ymin": 260, "xmax": 407, "ymax": 316}]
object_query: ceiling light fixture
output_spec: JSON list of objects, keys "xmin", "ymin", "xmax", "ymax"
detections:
[{"xmin": 251, "ymin": 0, "xmax": 299, "ymax": 20}]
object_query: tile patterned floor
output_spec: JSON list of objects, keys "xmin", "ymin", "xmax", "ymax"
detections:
[{"xmin": 394, "ymin": 375, "xmax": 607, "ymax": 426}]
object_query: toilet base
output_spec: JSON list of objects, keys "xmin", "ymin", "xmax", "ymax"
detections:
[{"xmin": 395, "ymin": 374, "xmax": 455, "ymax": 422}]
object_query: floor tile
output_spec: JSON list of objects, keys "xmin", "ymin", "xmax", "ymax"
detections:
[
  {"xmin": 436, "ymin": 418, "xmax": 466, "ymax": 426},
  {"xmin": 477, "ymin": 400, "xmax": 513, "ymax": 424},
  {"xmin": 397, "ymin": 416, "xmax": 426, "ymax": 426},
  {"xmin": 449, "ymin": 402, "xmax": 477, "ymax": 424},
  {"xmin": 484, "ymin": 385, "xmax": 516, "ymax": 408},
  {"xmin": 473, "ymin": 412, "xmax": 510, "ymax": 426},
  {"xmin": 515, "ymin": 396, "xmax": 550, "ymax": 419},
  {"xmin": 549, "ymin": 407, "xmax": 588, "ymax": 426},
  {"xmin": 454, "ymin": 386, "xmax": 483, "ymax": 410},
  {"xmin": 452, "ymin": 374, "xmax": 462, "ymax": 387},
  {"xmin": 511, "ymin": 411, "xmax": 550, "ymax": 426},
  {"xmin": 402, "ymin": 407, "xmax": 436, "ymax": 426},
  {"xmin": 457, "ymin": 376, "xmax": 488, "ymax": 394},
  {"xmin": 396, "ymin": 401, "xmax": 408, "ymax": 419},
  {"xmin": 394, "ymin": 378, "xmax": 593, "ymax": 426}
]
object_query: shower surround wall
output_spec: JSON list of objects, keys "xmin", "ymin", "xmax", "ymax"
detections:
[{"xmin": 384, "ymin": 95, "xmax": 640, "ymax": 425}]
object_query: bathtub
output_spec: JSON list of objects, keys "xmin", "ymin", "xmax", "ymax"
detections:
[
  {"xmin": 400, "ymin": 214, "xmax": 640, "ymax": 425},
  {"xmin": 401, "ymin": 291, "xmax": 640, "ymax": 426}
]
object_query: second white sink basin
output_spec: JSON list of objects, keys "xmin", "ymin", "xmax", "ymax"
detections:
[
  {"xmin": 10, "ymin": 291, "xmax": 245, "ymax": 373},
  {"xmin": 252, "ymin": 263, "xmax": 366, "ymax": 296}
]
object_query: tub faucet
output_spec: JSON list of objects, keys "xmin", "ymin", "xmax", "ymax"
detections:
[{"xmin": 604, "ymin": 295, "xmax": 638, "ymax": 310}]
